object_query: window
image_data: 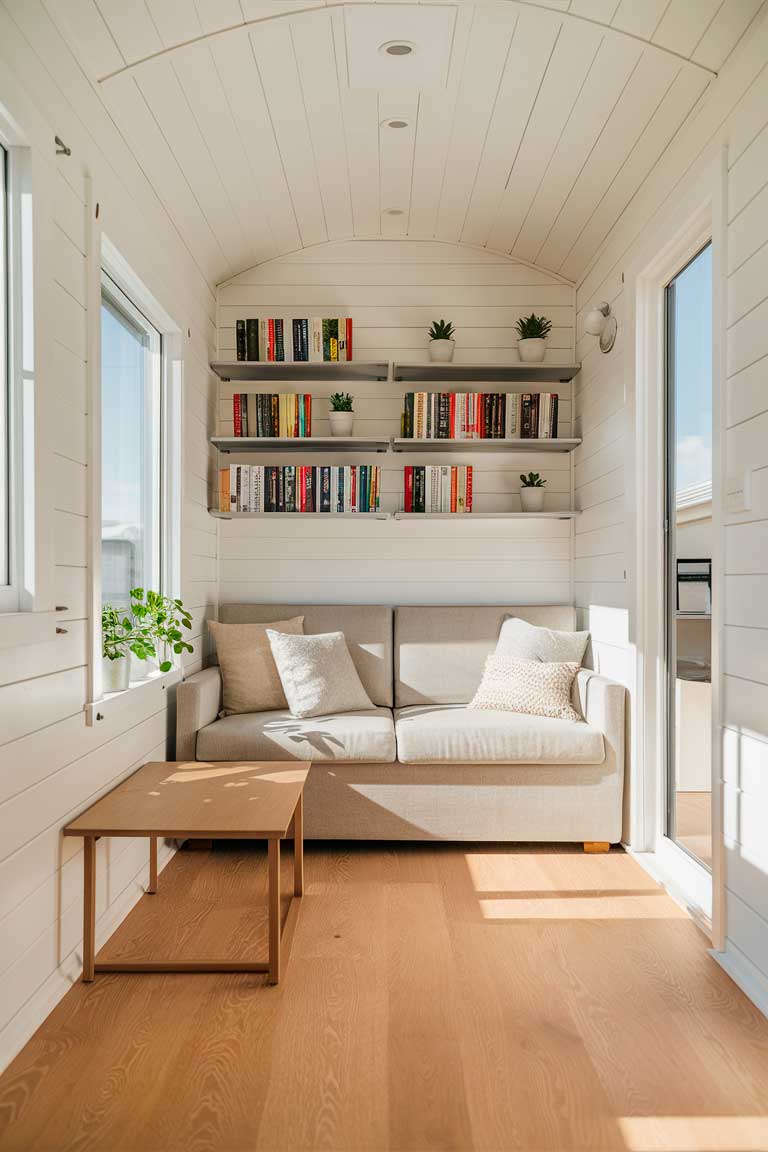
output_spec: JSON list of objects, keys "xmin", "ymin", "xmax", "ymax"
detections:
[
  {"xmin": 100, "ymin": 272, "xmax": 162, "ymax": 610},
  {"xmin": 1, "ymin": 144, "xmax": 8, "ymax": 602}
]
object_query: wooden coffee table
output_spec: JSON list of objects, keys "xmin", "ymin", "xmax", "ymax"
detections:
[{"xmin": 63, "ymin": 760, "xmax": 309, "ymax": 985}]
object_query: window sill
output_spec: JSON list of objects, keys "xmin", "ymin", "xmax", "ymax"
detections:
[{"xmin": 85, "ymin": 665, "xmax": 182, "ymax": 726}]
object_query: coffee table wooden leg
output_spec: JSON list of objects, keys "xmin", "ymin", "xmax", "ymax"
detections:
[
  {"xmin": 148, "ymin": 836, "xmax": 158, "ymax": 894},
  {"xmin": 268, "ymin": 838, "xmax": 281, "ymax": 985},
  {"xmin": 83, "ymin": 837, "xmax": 96, "ymax": 983},
  {"xmin": 294, "ymin": 793, "xmax": 304, "ymax": 897}
]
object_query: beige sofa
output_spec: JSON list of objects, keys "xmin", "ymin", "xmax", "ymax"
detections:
[{"xmin": 176, "ymin": 604, "xmax": 625, "ymax": 844}]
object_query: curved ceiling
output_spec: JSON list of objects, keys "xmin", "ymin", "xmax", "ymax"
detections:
[{"xmin": 49, "ymin": 1, "xmax": 760, "ymax": 285}]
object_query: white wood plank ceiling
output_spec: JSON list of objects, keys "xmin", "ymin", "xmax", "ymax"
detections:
[{"xmin": 44, "ymin": 0, "xmax": 761, "ymax": 285}]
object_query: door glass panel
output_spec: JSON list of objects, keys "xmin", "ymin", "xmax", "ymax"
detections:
[{"xmin": 665, "ymin": 243, "xmax": 712, "ymax": 869}]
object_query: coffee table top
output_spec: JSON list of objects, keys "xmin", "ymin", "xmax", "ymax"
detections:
[{"xmin": 63, "ymin": 761, "xmax": 310, "ymax": 839}]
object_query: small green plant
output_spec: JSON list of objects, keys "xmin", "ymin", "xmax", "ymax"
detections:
[
  {"xmin": 515, "ymin": 313, "xmax": 552, "ymax": 340},
  {"xmin": 428, "ymin": 319, "xmax": 455, "ymax": 341},
  {"xmin": 329, "ymin": 392, "xmax": 354, "ymax": 412},
  {"xmin": 130, "ymin": 588, "xmax": 194, "ymax": 672},
  {"xmin": 520, "ymin": 471, "xmax": 546, "ymax": 488},
  {"xmin": 101, "ymin": 589, "xmax": 194, "ymax": 672}
]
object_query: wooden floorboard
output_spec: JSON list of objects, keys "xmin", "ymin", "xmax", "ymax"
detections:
[{"xmin": 1, "ymin": 842, "xmax": 768, "ymax": 1151}]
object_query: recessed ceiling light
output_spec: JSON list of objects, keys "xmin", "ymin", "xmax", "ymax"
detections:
[
  {"xmin": 380, "ymin": 41, "xmax": 414, "ymax": 56},
  {"xmin": 382, "ymin": 118, "xmax": 410, "ymax": 129},
  {"xmin": 384, "ymin": 208, "xmax": 405, "ymax": 216}
]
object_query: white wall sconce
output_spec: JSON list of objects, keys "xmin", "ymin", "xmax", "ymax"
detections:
[{"xmin": 585, "ymin": 301, "xmax": 617, "ymax": 353}]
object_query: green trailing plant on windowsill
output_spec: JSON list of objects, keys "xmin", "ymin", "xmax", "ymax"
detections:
[{"xmin": 101, "ymin": 590, "xmax": 194, "ymax": 672}]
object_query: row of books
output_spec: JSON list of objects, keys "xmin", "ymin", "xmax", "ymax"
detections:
[
  {"xmin": 402, "ymin": 392, "xmax": 559, "ymax": 439},
  {"xmin": 403, "ymin": 466, "xmax": 473, "ymax": 514},
  {"xmin": 232, "ymin": 393, "xmax": 312, "ymax": 438},
  {"xmin": 219, "ymin": 465, "xmax": 382, "ymax": 513},
  {"xmin": 235, "ymin": 318, "xmax": 353, "ymax": 363}
]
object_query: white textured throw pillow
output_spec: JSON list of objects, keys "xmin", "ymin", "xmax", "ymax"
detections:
[
  {"xmin": 469, "ymin": 654, "xmax": 581, "ymax": 722},
  {"xmin": 266, "ymin": 630, "xmax": 373, "ymax": 719},
  {"xmin": 496, "ymin": 616, "xmax": 590, "ymax": 665}
]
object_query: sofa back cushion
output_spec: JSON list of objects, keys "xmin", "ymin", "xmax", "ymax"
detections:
[
  {"xmin": 394, "ymin": 605, "xmax": 577, "ymax": 706},
  {"xmin": 218, "ymin": 603, "xmax": 393, "ymax": 707}
]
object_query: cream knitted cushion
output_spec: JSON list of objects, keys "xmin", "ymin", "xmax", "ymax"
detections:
[
  {"xmin": 209, "ymin": 617, "xmax": 304, "ymax": 715},
  {"xmin": 469, "ymin": 655, "xmax": 581, "ymax": 722}
]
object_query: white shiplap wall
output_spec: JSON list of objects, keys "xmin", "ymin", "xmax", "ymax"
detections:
[
  {"xmin": 0, "ymin": 1, "xmax": 217, "ymax": 1070},
  {"xmin": 216, "ymin": 240, "xmax": 576, "ymax": 605},
  {"xmin": 573, "ymin": 3, "xmax": 768, "ymax": 1009}
]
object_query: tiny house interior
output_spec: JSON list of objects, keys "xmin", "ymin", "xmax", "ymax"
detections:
[{"xmin": 0, "ymin": 2, "xmax": 768, "ymax": 1150}]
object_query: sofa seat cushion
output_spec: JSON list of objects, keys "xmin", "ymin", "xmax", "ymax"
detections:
[
  {"xmin": 196, "ymin": 707, "xmax": 396, "ymax": 763},
  {"xmin": 394, "ymin": 704, "xmax": 604, "ymax": 765}
]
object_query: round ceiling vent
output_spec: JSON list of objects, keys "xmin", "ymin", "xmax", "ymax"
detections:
[
  {"xmin": 381, "ymin": 117, "xmax": 410, "ymax": 129},
  {"xmin": 384, "ymin": 208, "xmax": 405, "ymax": 216},
  {"xmin": 380, "ymin": 41, "xmax": 415, "ymax": 56}
]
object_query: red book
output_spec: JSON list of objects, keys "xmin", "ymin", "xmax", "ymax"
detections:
[
  {"xmin": 294, "ymin": 395, "xmax": 299, "ymax": 438},
  {"xmin": 449, "ymin": 393, "xmax": 456, "ymax": 439},
  {"xmin": 268, "ymin": 318, "xmax": 275, "ymax": 362},
  {"xmin": 451, "ymin": 467, "xmax": 457, "ymax": 513},
  {"xmin": 233, "ymin": 393, "xmax": 242, "ymax": 437},
  {"xmin": 404, "ymin": 466, "xmax": 413, "ymax": 513},
  {"xmin": 345, "ymin": 318, "xmax": 353, "ymax": 361},
  {"xmin": 351, "ymin": 467, "xmax": 357, "ymax": 512},
  {"xmin": 298, "ymin": 466, "xmax": 305, "ymax": 512},
  {"xmin": 305, "ymin": 393, "xmax": 312, "ymax": 437},
  {"xmin": 466, "ymin": 465, "xmax": 473, "ymax": 512}
]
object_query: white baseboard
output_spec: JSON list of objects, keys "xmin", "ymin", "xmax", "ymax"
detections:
[
  {"xmin": 711, "ymin": 940, "xmax": 768, "ymax": 1020},
  {"xmin": 0, "ymin": 841, "xmax": 176, "ymax": 1074}
]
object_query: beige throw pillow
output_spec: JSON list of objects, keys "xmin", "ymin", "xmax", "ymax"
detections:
[
  {"xmin": 209, "ymin": 617, "xmax": 304, "ymax": 715},
  {"xmin": 266, "ymin": 629, "xmax": 373, "ymax": 719},
  {"xmin": 469, "ymin": 655, "xmax": 581, "ymax": 722},
  {"xmin": 496, "ymin": 616, "xmax": 590, "ymax": 665}
]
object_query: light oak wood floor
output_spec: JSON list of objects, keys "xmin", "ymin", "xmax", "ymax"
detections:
[{"xmin": 1, "ymin": 842, "xmax": 768, "ymax": 1152}]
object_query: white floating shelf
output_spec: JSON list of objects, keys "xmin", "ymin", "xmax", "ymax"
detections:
[
  {"xmin": 210, "ymin": 511, "xmax": 389, "ymax": 520},
  {"xmin": 392, "ymin": 437, "xmax": 581, "ymax": 453},
  {"xmin": 211, "ymin": 436, "xmax": 390, "ymax": 454},
  {"xmin": 393, "ymin": 512, "xmax": 578, "ymax": 520},
  {"xmin": 393, "ymin": 362, "xmax": 581, "ymax": 384},
  {"xmin": 210, "ymin": 361, "xmax": 389, "ymax": 382}
]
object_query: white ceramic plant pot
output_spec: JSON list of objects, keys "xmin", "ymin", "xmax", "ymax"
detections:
[
  {"xmin": 103, "ymin": 655, "xmax": 130, "ymax": 694},
  {"xmin": 518, "ymin": 338, "xmax": 546, "ymax": 363},
  {"xmin": 429, "ymin": 339, "xmax": 455, "ymax": 363},
  {"xmin": 520, "ymin": 487, "xmax": 545, "ymax": 513},
  {"xmin": 329, "ymin": 411, "xmax": 354, "ymax": 436}
]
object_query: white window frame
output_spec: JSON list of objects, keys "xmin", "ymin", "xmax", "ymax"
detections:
[
  {"xmin": 0, "ymin": 104, "xmax": 57, "ymax": 649},
  {"xmin": 86, "ymin": 202, "xmax": 183, "ymax": 722},
  {"xmin": 624, "ymin": 149, "xmax": 726, "ymax": 947}
]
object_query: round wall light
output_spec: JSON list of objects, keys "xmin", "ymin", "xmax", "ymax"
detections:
[
  {"xmin": 383, "ymin": 118, "xmax": 410, "ymax": 129},
  {"xmin": 384, "ymin": 208, "xmax": 405, "ymax": 216},
  {"xmin": 585, "ymin": 301, "xmax": 617, "ymax": 353},
  {"xmin": 380, "ymin": 41, "xmax": 415, "ymax": 56}
]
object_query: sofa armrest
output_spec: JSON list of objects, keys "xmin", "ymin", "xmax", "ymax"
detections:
[
  {"xmin": 575, "ymin": 668, "xmax": 626, "ymax": 778},
  {"xmin": 176, "ymin": 666, "xmax": 222, "ymax": 761}
]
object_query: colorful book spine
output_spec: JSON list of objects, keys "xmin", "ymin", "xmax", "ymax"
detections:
[{"xmin": 401, "ymin": 466, "xmax": 473, "ymax": 513}]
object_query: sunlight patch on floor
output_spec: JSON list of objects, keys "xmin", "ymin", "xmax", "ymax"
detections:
[
  {"xmin": 619, "ymin": 1115, "xmax": 768, "ymax": 1151},
  {"xmin": 478, "ymin": 892, "xmax": 687, "ymax": 919}
]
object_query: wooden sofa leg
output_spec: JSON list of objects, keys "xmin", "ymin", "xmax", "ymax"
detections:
[{"xmin": 583, "ymin": 841, "xmax": 610, "ymax": 853}]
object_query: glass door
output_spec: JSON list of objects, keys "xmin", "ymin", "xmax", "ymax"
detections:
[{"xmin": 664, "ymin": 243, "xmax": 713, "ymax": 869}]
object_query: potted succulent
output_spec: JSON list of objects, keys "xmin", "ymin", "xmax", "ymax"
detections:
[
  {"xmin": 101, "ymin": 589, "xmax": 194, "ymax": 693},
  {"xmin": 329, "ymin": 392, "xmax": 355, "ymax": 437},
  {"xmin": 520, "ymin": 471, "xmax": 546, "ymax": 513},
  {"xmin": 515, "ymin": 313, "xmax": 552, "ymax": 364},
  {"xmin": 428, "ymin": 319, "xmax": 455, "ymax": 363}
]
